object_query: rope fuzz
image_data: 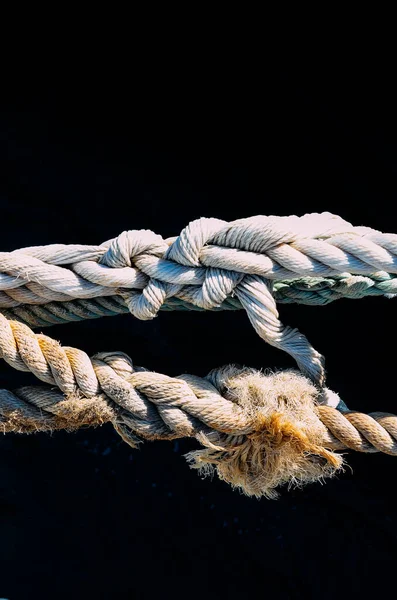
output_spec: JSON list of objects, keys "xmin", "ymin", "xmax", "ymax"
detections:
[
  {"xmin": 186, "ymin": 370, "xmax": 343, "ymax": 498},
  {"xmin": 2, "ymin": 212, "xmax": 397, "ymax": 497},
  {"xmin": 1, "ymin": 314, "xmax": 396, "ymax": 497},
  {"xmin": 0, "ymin": 357, "xmax": 343, "ymax": 498}
]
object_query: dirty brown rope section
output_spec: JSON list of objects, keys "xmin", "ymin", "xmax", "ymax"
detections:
[{"xmin": 1, "ymin": 314, "xmax": 397, "ymax": 497}]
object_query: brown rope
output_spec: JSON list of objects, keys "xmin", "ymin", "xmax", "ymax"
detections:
[{"xmin": 1, "ymin": 313, "xmax": 396, "ymax": 497}]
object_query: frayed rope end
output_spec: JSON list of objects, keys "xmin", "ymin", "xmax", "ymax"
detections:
[{"xmin": 186, "ymin": 369, "xmax": 344, "ymax": 499}]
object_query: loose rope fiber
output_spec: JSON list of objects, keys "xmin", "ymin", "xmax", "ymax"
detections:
[
  {"xmin": 1, "ymin": 212, "xmax": 397, "ymax": 497},
  {"xmin": 1, "ymin": 315, "xmax": 397, "ymax": 498}
]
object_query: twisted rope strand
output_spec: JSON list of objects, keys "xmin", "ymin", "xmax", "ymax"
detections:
[
  {"xmin": 1, "ymin": 212, "xmax": 397, "ymax": 496},
  {"xmin": 1, "ymin": 315, "xmax": 397, "ymax": 496},
  {"xmin": 2, "ymin": 215, "xmax": 397, "ymax": 309},
  {"xmin": 2, "ymin": 271, "xmax": 397, "ymax": 330},
  {"xmin": 0, "ymin": 313, "xmax": 396, "ymax": 454},
  {"xmin": 3, "ymin": 212, "xmax": 396, "ymax": 383}
]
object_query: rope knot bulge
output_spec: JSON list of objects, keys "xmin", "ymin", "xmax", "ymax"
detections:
[
  {"xmin": 188, "ymin": 368, "xmax": 342, "ymax": 499},
  {"xmin": 3, "ymin": 212, "xmax": 397, "ymax": 496},
  {"xmin": 0, "ymin": 313, "xmax": 343, "ymax": 499},
  {"xmin": 97, "ymin": 219, "xmax": 328, "ymax": 384}
]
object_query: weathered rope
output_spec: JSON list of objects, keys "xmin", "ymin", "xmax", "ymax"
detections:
[
  {"xmin": 2, "ymin": 274, "xmax": 397, "ymax": 313},
  {"xmin": 2, "ymin": 214, "xmax": 397, "ymax": 304},
  {"xmin": 1, "ymin": 212, "xmax": 397, "ymax": 497},
  {"xmin": 3, "ymin": 272, "xmax": 397, "ymax": 330},
  {"xmin": 1, "ymin": 314, "xmax": 396, "ymax": 498},
  {"xmin": 2, "ymin": 212, "xmax": 397, "ymax": 384}
]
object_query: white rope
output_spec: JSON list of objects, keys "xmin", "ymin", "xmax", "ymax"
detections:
[{"xmin": 1, "ymin": 212, "xmax": 397, "ymax": 384}]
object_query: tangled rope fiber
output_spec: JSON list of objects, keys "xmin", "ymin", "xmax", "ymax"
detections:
[
  {"xmin": 1, "ymin": 315, "xmax": 397, "ymax": 498},
  {"xmin": 1, "ymin": 212, "xmax": 397, "ymax": 497}
]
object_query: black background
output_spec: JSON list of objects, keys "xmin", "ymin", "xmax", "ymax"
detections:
[{"xmin": 1, "ymin": 67, "xmax": 397, "ymax": 599}]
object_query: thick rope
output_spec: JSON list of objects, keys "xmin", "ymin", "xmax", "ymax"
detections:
[
  {"xmin": 2, "ymin": 274, "xmax": 396, "ymax": 313},
  {"xmin": 2, "ymin": 214, "xmax": 397, "ymax": 306},
  {"xmin": 1, "ymin": 314, "xmax": 397, "ymax": 497},
  {"xmin": 1, "ymin": 273, "xmax": 397, "ymax": 329},
  {"xmin": 2, "ymin": 212, "xmax": 397, "ymax": 384},
  {"xmin": 1, "ymin": 212, "xmax": 397, "ymax": 496}
]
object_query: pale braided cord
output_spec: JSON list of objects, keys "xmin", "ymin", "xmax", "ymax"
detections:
[
  {"xmin": 2, "ymin": 212, "xmax": 397, "ymax": 384},
  {"xmin": 2, "ymin": 214, "xmax": 397, "ymax": 305},
  {"xmin": 0, "ymin": 277, "xmax": 326, "ymax": 387},
  {"xmin": 0, "ymin": 313, "xmax": 396, "ymax": 456},
  {"xmin": 1, "ymin": 267, "xmax": 326, "ymax": 385},
  {"xmin": 2, "ymin": 272, "xmax": 397, "ymax": 329}
]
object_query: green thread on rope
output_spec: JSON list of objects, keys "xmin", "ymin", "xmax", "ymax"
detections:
[{"xmin": 2, "ymin": 274, "xmax": 396, "ymax": 329}]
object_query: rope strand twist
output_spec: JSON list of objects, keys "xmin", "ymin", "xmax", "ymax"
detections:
[
  {"xmin": 1, "ymin": 212, "xmax": 397, "ymax": 497},
  {"xmin": 1, "ymin": 314, "xmax": 397, "ymax": 497}
]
